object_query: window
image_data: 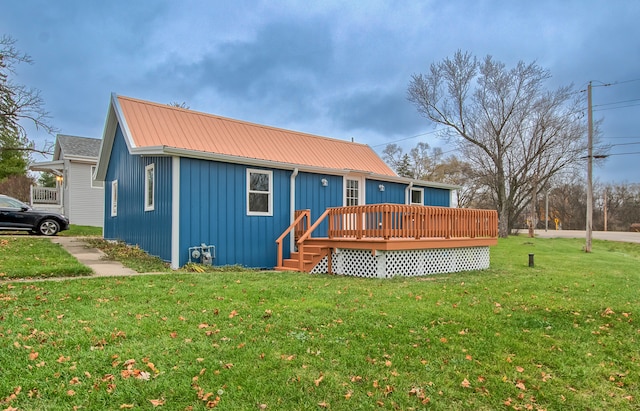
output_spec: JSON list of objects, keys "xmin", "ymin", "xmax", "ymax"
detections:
[
  {"xmin": 111, "ymin": 180, "xmax": 118, "ymax": 217},
  {"xmin": 144, "ymin": 163, "xmax": 155, "ymax": 211},
  {"xmin": 90, "ymin": 165, "xmax": 104, "ymax": 188},
  {"xmin": 247, "ymin": 169, "xmax": 272, "ymax": 216},
  {"xmin": 0, "ymin": 196, "xmax": 25, "ymax": 209},
  {"xmin": 345, "ymin": 178, "xmax": 360, "ymax": 206},
  {"xmin": 410, "ymin": 188, "xmax": 424, "ymax": 205}
]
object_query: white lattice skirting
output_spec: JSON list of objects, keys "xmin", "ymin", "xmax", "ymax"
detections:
[{"xmin": 310, "ymin": 247, "xmax": 490, "ymax": 278}]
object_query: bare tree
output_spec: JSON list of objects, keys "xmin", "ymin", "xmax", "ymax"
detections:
[
  {"xmin": 408, "ymin": 51, "xmax": 588, "ymax": 237},
  {"xmin": 168, "ymin": 101, "xmax": 190, "ymax": 109},
  {"xmin": 1, "ymin": 34, "xmax": 56, "ymax": 175},
  {"xmin": 383, "ymin": 141, "xmax": 482, "ymax": 208}
]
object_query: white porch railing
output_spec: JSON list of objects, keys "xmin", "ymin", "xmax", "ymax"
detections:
[{"xmin": 30, "ymin": 186, "xmax": 60, "ymax": 204}]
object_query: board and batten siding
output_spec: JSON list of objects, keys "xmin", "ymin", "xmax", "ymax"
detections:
[
  {"xmin": 366, "ymin": 179, "xmax": 406, "ymax": 205},
  {"xmin": 422, "ymin": 185, "xmax": 451, "ymax": 207},
  {"xmin": 178, "ymin": 158, "xmax": 290, "ymax": 268},
  {"xmin": 367, "ymin": 179, "xmax": 451, "ymax": 207},
  {"xmin": 64, "ymin": 161, "xmax": 104, "ymax": 227},
  {"xmin": 104, "ymin": 125, "xmax": 172, "ymax": 261},
  {"xmin": 294, "ymin": 172, "xmax": 343, "ymax": 238}
]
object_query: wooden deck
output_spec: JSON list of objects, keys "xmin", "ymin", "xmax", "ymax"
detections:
[{"xmin": 276, "ymin": 204, "xmax": 498, "ymax": 273}]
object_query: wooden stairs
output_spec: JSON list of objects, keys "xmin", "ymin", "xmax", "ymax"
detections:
[{"xmin": 275, "ymin": 245, "xmax": 328, "ymax": 272}]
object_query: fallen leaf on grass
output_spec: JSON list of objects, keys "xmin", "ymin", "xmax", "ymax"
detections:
[
  {"xmin": 602, "ymin": 307, "xmax": 615, "ymax": 316},
  {"xmin": 66, "ymin": 390, "xmax": 76, "ymax": 396},
  {"xmin": 314, "ymin": 374, "xmax": 324, "ymax": 386},
  {"xmin": 28, "ymin": 351, "xmax": 39, "ymax": 361},
  {"xmin": 120, "ymin": 405, "xmax": 134, "ymax": 409},
  {"xmin": 461, "ymin": 378, "xmax": 471, "ymax": 388},
  {"xmin": 515, "ymin": 382, "xmax": 526, "ymax": 390},
  {"xmin": 149, "ymin": 398, "xmax": 165, "ymax": 407}
]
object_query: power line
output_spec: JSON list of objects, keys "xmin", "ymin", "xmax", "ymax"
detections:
[
  {"xmin": 607, "ymin": 151, "xmax": 640, "ymax": 157},
  {"xmin": 370, "ymin": 128, "xmax": 442, "ymax": 148},
  {"xmin": 593, "ymin": 98, "xmax": 640, "ymax": 108},
  {"xmin": 609, "ymin": 141, "xmax": 640, "ymax": 147},
  {"xmin": 610, "ymin": 78, "xmax": 640, "ymax": 85},
  {"xmin": 594, "ymin": 102, "xmax": 640, "ymax": 112},
  {"xmin": 374, "ymin": 77, "xmax": 640, "ymax": 151}
]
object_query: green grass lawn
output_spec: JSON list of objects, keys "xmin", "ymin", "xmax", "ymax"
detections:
[
  {"xmin": 0, "ymin": 237, "xmax": 92, "ymax": 279},
  {"xmin": 0, "ymin": 237, "xmax": 639, "ymax": 410},
  {"xmin": 60, "ymin": 224, "xmax": 103, "ymax": 237}
]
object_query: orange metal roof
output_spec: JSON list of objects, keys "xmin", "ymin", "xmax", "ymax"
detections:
[{"xmin": 116, "ymin": 95, "xmax": 396, "ymax": 176}]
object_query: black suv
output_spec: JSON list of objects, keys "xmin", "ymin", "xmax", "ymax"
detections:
[{"xmin": 0, "ymin": 194, "xmax": 69, "ymax": 236}]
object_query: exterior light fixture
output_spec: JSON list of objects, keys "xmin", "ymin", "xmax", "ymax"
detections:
[
  {"xmin": 321, "ymin": 178, "xmax": 328, "ymax": 187},
  {"xmin": 378, "ymin": 184, "xmax": 385, "ymax": 192}
]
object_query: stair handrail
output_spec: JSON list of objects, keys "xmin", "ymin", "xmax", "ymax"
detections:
[
  {"xmin": 275, "ymin": 210, "xmax": 310, "ymax": 268},
  {"xmin": 296, "ymin": 208, "xmax": 331, "ymax": 272}
]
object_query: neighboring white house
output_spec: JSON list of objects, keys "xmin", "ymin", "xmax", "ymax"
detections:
[{"xmin": 30, "ymin": 134, "xmax": 104, "ymax": 227}]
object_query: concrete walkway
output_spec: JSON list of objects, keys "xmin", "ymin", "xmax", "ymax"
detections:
[{"xmin": 50, "ymin": 236, "xmax": 139, "ymax": 277}]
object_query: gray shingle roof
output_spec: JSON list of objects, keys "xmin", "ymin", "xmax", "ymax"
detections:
[{"xmin": 57, "ymin": 135, "xmax": 101, "ymax": 158}]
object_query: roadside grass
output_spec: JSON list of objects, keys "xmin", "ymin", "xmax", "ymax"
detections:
[
  {"xmin": 0, "ymin": 237, "xmax": 639, "ymax": 410},
  {"xmin": 0, "ymin": 237, "xmax": 92, "ymax": 279}
]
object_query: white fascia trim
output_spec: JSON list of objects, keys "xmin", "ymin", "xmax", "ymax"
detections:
[
  {"xmin": 171, "ymin": 156, "xmax": 180, "ymax": 269},
  {"xmin": 136, "ymin": 146, "xmax": 460, "ymax": 192},
  {"xmin": 29, "ymin": 160, "xmax": 65, "ymax": 172},
  {"xmin": 62, "ymin": 155, "xmax": 99, "ymax": 163},
  {"xmin": 95, "ymin": 93, "xmax": 138, "ymax": 182},
  {"xmin": 110, "ymin": 93, "xmax": 136, "ymax": 150}
]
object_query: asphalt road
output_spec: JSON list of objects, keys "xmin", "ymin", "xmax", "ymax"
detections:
[{"xmin": 533, "ymin": 229, "xmax": 640, "ymax": 244}]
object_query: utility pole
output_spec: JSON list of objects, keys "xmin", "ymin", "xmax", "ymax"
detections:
[
  {"xmin": 529, "ymin": 172, "xmax": 538, "ymax": 238},
  {"xmin": 545, "ymin": 189, "xmax": 549, "ymax": 232},
  {"xmin": 585, "ymin": 82, "xmax": 593, "ymax": 252},
  {"xmin": 604, "ymin": 189, "xmax": 608, "ymax": 232}
]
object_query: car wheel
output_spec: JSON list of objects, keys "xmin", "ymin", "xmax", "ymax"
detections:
[{"xmin": 38, "ymin": 219, "xmax": 60, "ymax": 236}]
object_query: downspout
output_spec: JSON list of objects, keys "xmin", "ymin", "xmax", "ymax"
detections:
[
  {"xmin": 405, "ymin": 182, "xmax": 413, "ymax": 204},
  {"xmin": 170, "ymin": 156, "xmax": 180, "ymax": 269},
  {"xmin": 290, "ymin": 168, "xmax": 299, "ymax": 253}
]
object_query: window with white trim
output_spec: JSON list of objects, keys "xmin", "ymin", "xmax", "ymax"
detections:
[
  {"xmin": 111, "ymin": 180, "xmax": 118, "ymax": 217},
  {"xmin": 144, "ymin": 163, "xmax": 155, "ymax": 211},
  {"xmin": 345, "ymin": 178, "xmax": 360, "ymax": 206},
  {"xmin": 410, "ymin": 188, "xmax": 424, "ymax": 205},
  {"xmin": 90, "ymin": 165, "xmax": 103, "ymax": 188},
  {"xmin": 247, "ymin": 169, "xmax": 272, "ymax": 216}
]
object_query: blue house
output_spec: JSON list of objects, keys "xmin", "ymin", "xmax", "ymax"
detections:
[{"xmin": 94, "ymin": 94, "xmax": 473, "ymax": 271}]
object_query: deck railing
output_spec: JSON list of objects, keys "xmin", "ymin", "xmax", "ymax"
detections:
[
  {"xmin": 326, "ymin": 204, "xmax": 498, "ymax": 240},
  {"xmin": 276, "ymin": 209, "xmax": 311, "ymax": 269},
  {"xmin": 30, "ymin": 186, "xmax": 60, "ymax": 205}
]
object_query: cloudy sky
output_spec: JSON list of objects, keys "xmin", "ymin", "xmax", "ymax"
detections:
[{"xmin": 3, "ymin": 0, "xmax": 639, "ymax": 183}]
